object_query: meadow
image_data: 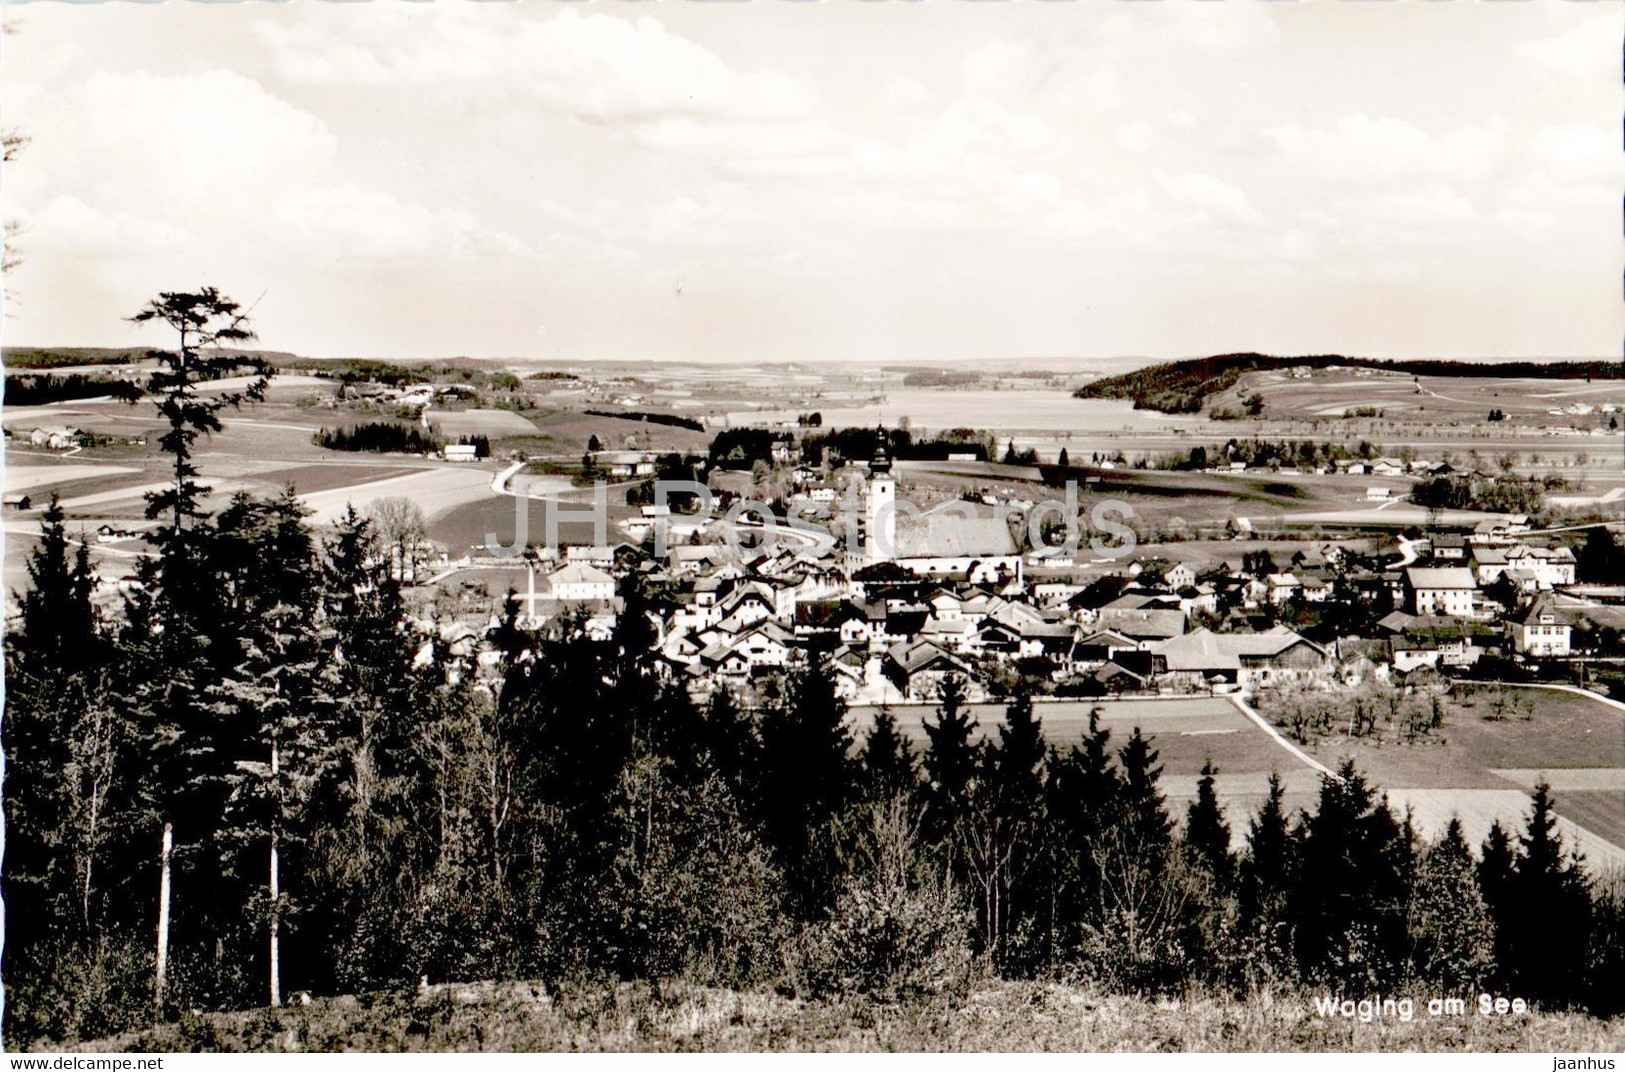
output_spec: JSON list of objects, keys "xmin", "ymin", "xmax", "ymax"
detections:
[{"xmin": 45, "ymin": 980, "xmax": 1625, "ymax": 1053}]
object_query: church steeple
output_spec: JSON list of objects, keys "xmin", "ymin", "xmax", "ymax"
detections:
[{"xmin": 868, "ymin": 424, "xmax": 892, "ymax": 475}]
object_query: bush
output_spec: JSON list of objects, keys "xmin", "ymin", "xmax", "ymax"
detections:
[{"xmin": 788, "ymin": 798, "xmax": 973, "ymax": 1000}]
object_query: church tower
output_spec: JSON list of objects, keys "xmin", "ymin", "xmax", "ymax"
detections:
[{"xmin": 865, "ymin": 425, "xmax": 896, "ymax": 561}]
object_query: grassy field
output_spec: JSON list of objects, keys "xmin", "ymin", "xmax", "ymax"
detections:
[
  {"xmin": 853, "ymin": 697, "xmax": 1325, "ymax": 845},
  {"xmin": 1302, "ymin": 684, "xmax": 1625, "ymax": 865},
  {"xmin": 43, "ymin": 980, "xmax": 1625, "ymax": 1053}
]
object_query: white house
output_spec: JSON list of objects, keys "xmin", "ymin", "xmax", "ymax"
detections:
[
  {"xmin": 1404, "ymin": 567, "xmax": 1479, "ymax": 618},
  {"xmin": 1508, "ymin": 597, "xmax": 1571, "ymax": 658},
  {"xmin": 548, "ymin": 562, "xmax": 616, "ymax": 603}
]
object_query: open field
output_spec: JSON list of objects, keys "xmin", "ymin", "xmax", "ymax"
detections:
[
  {"xmin": 856, "ymin": 686, "xmax": 1625, "ymax": 862},
  {"xmin": 424, "ymin": 409, "xmax": 540, "ymax": 438},
  {"xmin": 45, "ymin": 980, "xmax": 1625, "ymax": 1053},
  {"xmin": 2, "ymin": 463, "xmax": 142, "ymax": 494},
  {"xmin": 1233, "ymin": 368, "xmax": 1625, "ymax": 427},
  {"xmin": 297, "ymin": 466, "xmax": 499, "ymax": 527},
  {"xmin": 852, "ymin": 697, "xmax": 1326, "ymax": 841},
  {"xmin": 1303, "ymin": 683, "xmax": 1625, "ymax": 859}
]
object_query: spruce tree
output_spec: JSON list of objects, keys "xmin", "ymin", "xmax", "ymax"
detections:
[
  {"xmin": 1237, "ymin": 771, "xmax": 1296, "ymax": 985},
  {"xmin": 921, "ymin": 673, "xmax": 980, "ymax": 846},
  {"xmin": 1410, "ymin": 816, "xmax": 1494, "ymax": 991},
  {"xmin": 1477, "ymin": 818, "xmax": 1518, "ymax": 987},
  {"xmin": 862, "ymin": 706, "xmax": 918, "ymax": 803},
  {"xmin": 1089, "ymin": 726, "xmax": 1182, "ymax": 988},
  {"xmin": 1290, "ymin": 760, "xmax": 1412, "ymax": 989},
  {"xmin": 757, "ymin": 656, "xmax": 855, "ymax": 914},
  {"xmin": 1504, "ymin": 781, "xmax": 1592, "ymax": 1006},
  {"xmin": 1184, "ymin": 758, "xmax": 1233, "ymax": 889},
  {"xmin": 1044, "ymin": 706, "xmax": 1121, "ymax": 954},
  {"xmin": 992, "ymin": 692, "xmax": 1045, "ymax": 822}
]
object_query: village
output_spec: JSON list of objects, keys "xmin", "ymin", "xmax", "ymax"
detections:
[{"xmin": 414, "ymin": 424, "xmax": 1622, "ymax": 713}]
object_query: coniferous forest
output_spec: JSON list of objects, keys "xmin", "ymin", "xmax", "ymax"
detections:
[{"xmin": 4, "ymin": 294, "xmax": 1624, "ymax": 1048}]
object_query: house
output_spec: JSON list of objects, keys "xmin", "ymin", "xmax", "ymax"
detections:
[
  {"xmin": 1471, "ymin": 547, "xmax": 1509, "ymax": 584},
  {"xmin": 1265, "ymin": 572, "xmax": 1302, "ymax": 606},
  {"xmin": 1366, "ymin": 487, "xmax": 1392, "ymax": 502},
  {"xmin": 1071, "ymin": 628, "xmax": 1140, "ymax": 666},
  {"xmin": 1404, "ymin": 567, "xmax": 1479, "ymax": 618},
  {"xmin": 1431, "ymin": 533, "xmax": 1469, "ymax": 560},
  {"xmin": 1470, "ymin": 515, "xmax": 1531, "ymax": 546},
  {"xmin": 728, "ymin": 621, "xmax": 798, "ymax": 671},
  {"xmin": 28, "ymin": 426, "xmax": 81, "ymax": 451},
  {"xmin": 882, "ymin": 640, "xmax": 981, "ymax": 701},
  {"xmin": 443, "ymin": 444, "xmax": 479, "ymax": 463},
  {"xmin": 548, "ymin": 561, "xmax": 616, "ymax": 603},
  {"xmin": 594, "ymin": 450, "xmax": 657, "ymax": 478},
  {"xmin": 1095, "ymin": 607, "xmax": 1186, "ymax": 645},
  {"xmin": 1508, "ymin": 596, "xmax": 1571, "ymax": 658},
  {"xmin": 1504, "ymin": 544, "xmax": 1577, "ymax": 588},
  {"xmin": 1165, "ymin": 563, "xmax": 1196, "ymax": 590},
  {"xmin": 1149, "ymin": 626, "xmax": 1328, "ymax": 692},
  {"xmin": 1299, "ymin": 576, "xmax": 1333, "ymax": 603}
]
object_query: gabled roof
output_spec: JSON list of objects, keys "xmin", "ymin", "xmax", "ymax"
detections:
[
  {"xmin": 549, "ymin": 562, "xmax": 614, "ymax": 586},
  {"xmin": 1151, "ymin": 626, "xmax": 1322, "ymax": 672},
  {"xmin": 1096, "ymin": 607, "xmax": 1186, "ymax": 641},
  {"xmin": 1508, "ymin": 596, "xmax": 1571, "ymax": 628},
  {"xmin": 886, "ymin": 639, "xmax": 974, "ymax": 676},
  {"xmin": 1404, "ymin": 567, "xmax": 1477, "ymax": 590},
  {"xmin": 892, "ymin": 504, "xmax": 1019, "ymax": 559}
]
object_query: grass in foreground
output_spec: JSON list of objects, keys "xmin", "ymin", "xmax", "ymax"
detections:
[{"xmin": 41, "ymin": 981, "xmax": 1625, "ymax": 1053}]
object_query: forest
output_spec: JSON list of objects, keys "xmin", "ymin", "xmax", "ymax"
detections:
[
  {"xmin": 5, "ymin": 292, "xmax": 1623, "ymax": 1048},
  {"xmin": 1075, "ymin": 353, "xmax": 1625, "ymax": 414}
]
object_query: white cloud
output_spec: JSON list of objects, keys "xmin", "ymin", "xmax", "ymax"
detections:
[
  {"xmin": 1155, "ymin": 172, "xmax": 1261, "ymax": 228},
  {"xmin": 1531, "ymin": 124, "xmax": 1621, "ymax": 186},
  {"xmin": 258, "ymin": 8, "xmax": 812, "ymax": 123},
  {"xmin": 24, "ymin": 196, "xmax": 196, "ymax": 258},
  {"xmin": 1101, "ymin": 3, "xmax": 1281, "ymax": 55},
  {"xmin": 1517, "ymin": 13, "xmax": 1618, "ymax": 83},
  {"xmin": 1269, "ymin": 115, "xmax": 1509, "ymax": 186}
]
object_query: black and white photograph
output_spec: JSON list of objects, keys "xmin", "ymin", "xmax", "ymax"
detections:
[{"xmin": 1, "ymin": 0, "xmax": 1622, "ymax": 1057}]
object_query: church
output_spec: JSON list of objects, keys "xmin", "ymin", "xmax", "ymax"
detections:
[{"xmin": 853, "ymin": 427, "xmax": 1024, "ymax": 587}]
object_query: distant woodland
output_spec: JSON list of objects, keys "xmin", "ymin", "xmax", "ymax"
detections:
[{"xmin": 1075, "ymin": 354, "xmax": 1625, "ymax": 414}]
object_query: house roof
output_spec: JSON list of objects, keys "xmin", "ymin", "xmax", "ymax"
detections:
[
  {"xmin": 1404, "ymin": 567, "xmax": 1478, "ymax": 591},
  {"xmin": 549, "ymin": 562, "xmax": 614, "ymax": 587},
  {"xmin": 1509, "ymin": 596, "xmax": 1571, "ymax": 628},
  {"xmin": 1096, "ymin": 607, "xmax": 1186, "ymax": 641},
  {"xmin": 887, "ymin": 639, "xmax": 973, "ymax": 676},
  {"xmin": 1151, "ymin": 626, "xmax": 1322, "ymax": 672}
]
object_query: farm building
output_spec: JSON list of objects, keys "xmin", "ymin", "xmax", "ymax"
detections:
[
  {"xmin": 1148, "ymin": 626, "xmax": 1328, "ymax": 691},
  {"xmin": 882, "ymin": 640, "xmax": 982, "ymax": 701}
]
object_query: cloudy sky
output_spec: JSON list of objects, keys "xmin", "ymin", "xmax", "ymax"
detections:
[{"xmin": 3, "ymin": 1, "xmax": 1618, "ymax": 363}]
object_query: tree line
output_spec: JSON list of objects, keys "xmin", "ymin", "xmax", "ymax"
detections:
[{"xmin": 314, "ymin": 422, "xmax": 444, "ymax": 455}]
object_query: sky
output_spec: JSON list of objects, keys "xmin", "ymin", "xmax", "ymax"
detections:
[{"xmin": 2, "ymin": 1, "xmax": 1619, "ymax": 364}]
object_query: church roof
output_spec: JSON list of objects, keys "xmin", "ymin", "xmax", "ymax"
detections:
[{"xmin": 892, "ymin": 504, "xmax": 1019, "ymax": 559}]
